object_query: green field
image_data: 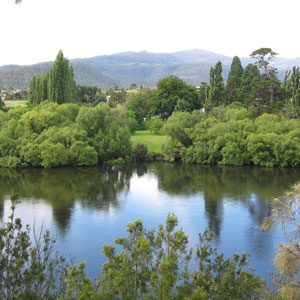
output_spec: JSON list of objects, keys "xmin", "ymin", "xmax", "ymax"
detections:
[
  {"xmin": 131, "ymin": 130, "xmax": 169, "ymax": 154},
  {"xmin": 5, "ymin": 100, "xmax": 28, "ymax": 107}
]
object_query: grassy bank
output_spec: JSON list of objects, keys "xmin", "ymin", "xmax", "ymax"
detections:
[{"xmin": 131, "ymin": 130, "xmax": 169, "ymax": 154}]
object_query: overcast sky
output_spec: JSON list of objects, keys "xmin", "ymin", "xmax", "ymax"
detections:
[{"xmin": 1, "ymin": 0, "xmax": 300, "ymax": 66}]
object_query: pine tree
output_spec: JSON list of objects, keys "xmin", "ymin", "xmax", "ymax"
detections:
[
  {"xmin": 238, "ymin": 64, "xmax": 261, "ymax": 107},
  {"xmin": 226, "ymin": 56, "xmax": 243, "ymax": 104},
  {"xmin": 228, "ymin": 56, "xmax": 243, "ymax": 78},
  {"xmin": 250, "ymin": 48, "xmax": 278, "ymax": 103}
]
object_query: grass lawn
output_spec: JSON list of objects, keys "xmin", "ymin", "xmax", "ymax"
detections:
[
  {"xmin": 131, "ymin": 130, "xmax": 169, "ymax": 154},
  {"xmin": 5, "ymin": 100, "xmax": 28, "ymax": 107}
]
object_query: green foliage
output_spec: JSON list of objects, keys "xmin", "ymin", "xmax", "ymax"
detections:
[
  {"xmin": 250, "ymin": 48, "xmax": 278, "ymax": 79},
  {"xmin": 283, "ymin": 66, "xmax": 300, "ymax": 118},
  {"xmin": 205, "ymin": 61, "xmax": 225, "ymax": 111},
  {"xmin": 0, "ymin": 201, "xmax": 264, "ymax": 299},
  {"xmin": 150, "ymin": 75, "xmax": 201, "ymax": 117},
  {"xmin": 228, "ymin": 56, "xmax": 244, "ymax": 78},
  {"xmin": 40, "ymin": 141, "xmax": 69, "ymax": 169},
  {"xmin": 226, "ymin": 56, "xmax": 243, "ymax": 104},
  {"xmin": 238, "ymin": 64, "xmax": 261, "ymax": 107},
  {"xmin": 262, "ymin": 183, "xmax": 300, "ymax": 300},
  {"xmin": 164, "ymin": 106, "xmax": 300, "ymax": 167},
  {"xmin": 48, "ymin": 51, "xmax": 77, "ymax": 104},
  {"xmin": 0, "ymin": 98, "xmax": 6, "ymax": 111},
  {"xmin": 250, "ymin": 48, "xmax": 279, "ymax": 104},
  {"xmin": 77, "ymin": 85, "xmax": 106, "ymax": 106},
  {"xmin": 107, "ymin": 88, "xmax": 127, "ymax": 107},
  {"xmin": 183, "ymin": 229, "xmax": 260, "ymax": 300},
  {"xmin": 163, "ymin": 111, "xmax": 205, "ymax": 147},
  {"xmin": 28, "ymin": 51, "xmax": 77, "ymax": 105},
  {"xmin": 0, "ymin": 102, "xmax": 133, "ymax": 168},
  {"xmin": 126, "ymin": 87, "xmax": 153, "ymax": 128},
  {"xmin": 134, "ymin": 144, "xmax": 148, "ymax": 162},
  {"xmin": 93, "ymin": 125, "xmax": 132, "ymax": 162},
  {"xmin": 145, "ymin": 118, "xmax": 164, "ymax": 134},
  {"xmin": 98, "ymin": 214, "xmax": 260, "ymax": 300},
  {"xmin": 0, "ymin": 202, "xmax": 68, "ymax": 299},
  {"xmin": 125, "ymin": 109, "xmax": 139, "ymax": 133}
]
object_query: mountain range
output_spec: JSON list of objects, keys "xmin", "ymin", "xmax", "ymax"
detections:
[{"xmin": 1, "ymin": 49, "xmax": 300, "ymax": 90}]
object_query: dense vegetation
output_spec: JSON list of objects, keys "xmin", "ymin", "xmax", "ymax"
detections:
[
  {"xmin": 162, "ymin": 107, "xmax": 300, "ymax": 167},
  {"xmin": 0, "ymin": 102, "xmax": 134, "ymax": 168}
]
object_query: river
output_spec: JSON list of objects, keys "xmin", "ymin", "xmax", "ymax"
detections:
[{"xmin": 0, "ymin": 162, "xmax": 299, "ymax": 281}]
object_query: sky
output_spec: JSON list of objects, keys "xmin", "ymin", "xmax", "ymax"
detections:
[{"xmin": 1, "ymin": 0, "xmax": 300, "ymax": 66}]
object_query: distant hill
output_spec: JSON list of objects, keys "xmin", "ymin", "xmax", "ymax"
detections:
[
  {"xmin": 0, "ymin": 62, "xmax": 117, "ymax": 90},
  {"xmin": 1, "ymin": 49, "xmax": 300, "ymax": 89}
]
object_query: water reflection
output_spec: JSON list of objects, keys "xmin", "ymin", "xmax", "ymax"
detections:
[
  {"xmin": 0, "ymin": 165, "xmax": 134, "ymax": 230},
  {"xmin": 149, "ymin": 163, "xmax": 300, "ymax": 235},
  {"xmin": 1, "ymin": 163, "xmax": 299, "ymax": 234},
  {"xmin": 1, "ymin": 163, "xmax": 300, "ymax": 280}
]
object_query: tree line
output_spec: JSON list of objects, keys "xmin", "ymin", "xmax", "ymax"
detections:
[
  {"xmin": 2, "ymin": 48, "xmax": 300, "ymax": 168},
  {"xmin": 126, "ymin": 48, "xmax": 300, "ymax": 124}
]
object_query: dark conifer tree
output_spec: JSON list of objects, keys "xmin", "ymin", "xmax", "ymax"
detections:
[
  {"xmin": 226, "ymin": 56, "xmax": 243, "ymax": 104},
  {"xmin": 228, "ymin": 56, "xmax": 243, "ymax": 78},
  {"xmin": 238, "ymin": 64, "xmax": 261, "ymax": 107}
]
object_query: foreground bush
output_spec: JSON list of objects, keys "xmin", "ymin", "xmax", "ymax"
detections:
[{"xmin": 0, "ymin": 200, "xmax": 262, "ymax": 299}]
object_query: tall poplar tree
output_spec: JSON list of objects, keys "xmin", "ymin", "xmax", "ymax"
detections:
[
  {"xmin": 28, "ymin": 74, "xmax": 41, "ymax": 104},
  {"xmin": 283, "ymin": 66, "xmax": 300, "ymax": 106},
  {"xmin": 48, "ymin": 50, "xmax": 76, "ymax": 104},
  {"xmin": 283, "ymin": 66, "xmax": 300, "ymax": 117},
  {"xmin": 226, "ymin": 56, "xmax": 243, "ymax": 104},
  {"xmin": 41, "ymin": 73, "xmax": 49, "ymax": 102},
  {"xmin": 205, "ymin": 61, "xmax": 225, "ymax": 111},
  {"xmin": 0, "ymin": 97, "xmax": 5, "ymax": 111}
]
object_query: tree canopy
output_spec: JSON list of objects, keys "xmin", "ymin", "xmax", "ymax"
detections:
[{"xmin": 150, "ymin": 75, "xmax": 201, "ymax": 118}]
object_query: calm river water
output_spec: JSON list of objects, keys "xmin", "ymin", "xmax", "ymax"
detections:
[{"xmin": 0, "ymin": 162, "xmax": 299, "ymax": 281}]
